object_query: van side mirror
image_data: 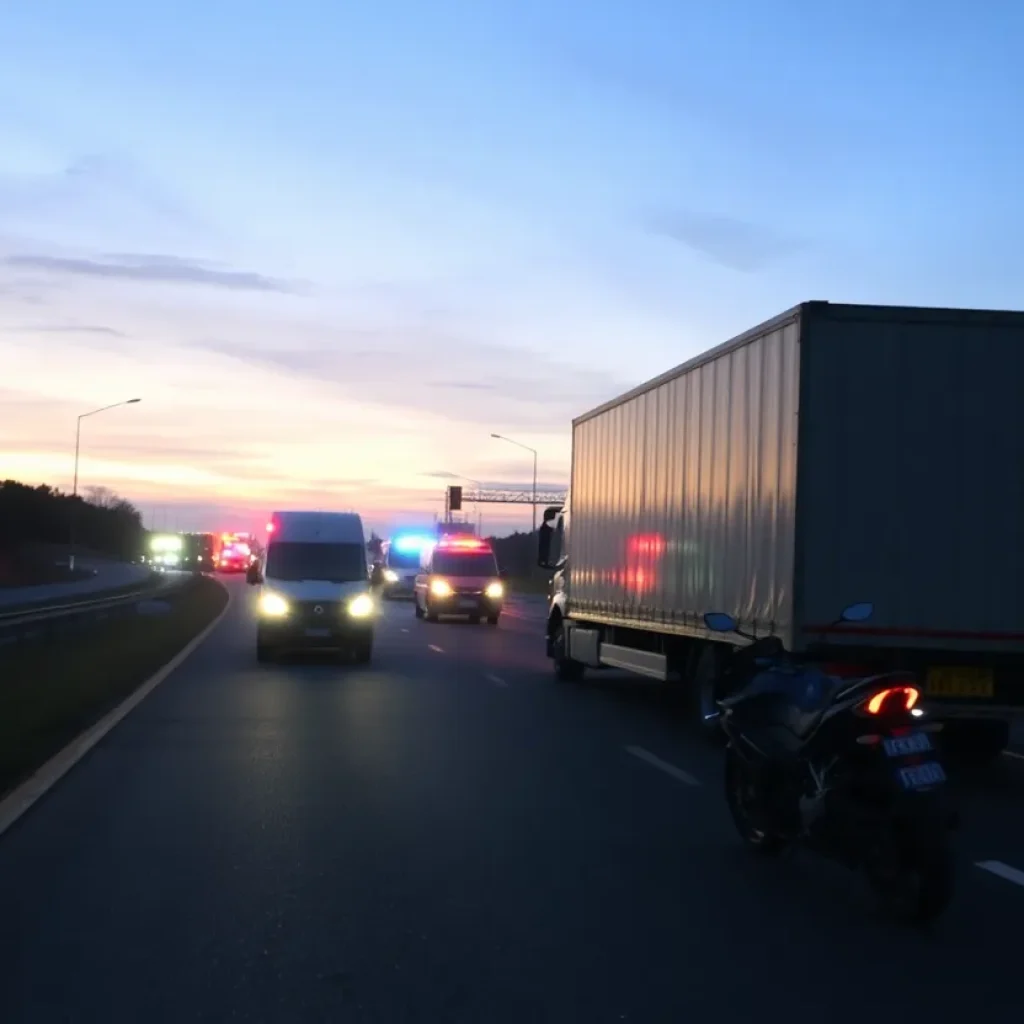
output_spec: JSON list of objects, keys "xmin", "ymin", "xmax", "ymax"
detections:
[
  {"xmin": 246, "ymin": 564, "xmax": 262, "ymax": 585},
  {"xmin": 499, "ymin": 567, "xmax": 509, "ymax": 580}
]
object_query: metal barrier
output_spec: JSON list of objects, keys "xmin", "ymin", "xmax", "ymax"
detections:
[{"xmin": 0, "ymin": 574, "xmax": 187, "ymax": 647}]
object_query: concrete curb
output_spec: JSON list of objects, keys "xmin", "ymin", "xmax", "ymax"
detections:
[{"xmin": 0, "ymin": 583, "xmax": 233, "ymax": 840}]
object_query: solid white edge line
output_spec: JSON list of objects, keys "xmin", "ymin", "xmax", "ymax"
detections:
[
  {"xmin": 0, "ymin": 583, "xmax": 233, "ymax": 840},
  {"xmin": 625, "ymin": 745, "xmax": 701, "ymax": 786},
  {"xmin": 976, "ymin": 860, "xmax": 1024, "ymax": 887}
]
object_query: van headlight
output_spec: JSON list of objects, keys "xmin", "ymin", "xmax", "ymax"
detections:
[
  {"xmin": 383, "ymin": 569, "xmax": 399, "ymax": 583},
  {"xmin": 259, "ymin": 592, "xmax": 289, "ymax": 617},
  {"xmin": 348, "ymin": 593, "xmax": 374, "ymax": 618},
  {"xmin": 485, "ymin": 581, "xmax": 504, "ymax": 599},
  {"xmin": 430, "ymin": 579, "xmax": 453, "ymax": 597}
]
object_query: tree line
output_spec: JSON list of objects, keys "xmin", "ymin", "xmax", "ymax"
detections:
[{"xmin": 0, "ymin": 479, "xmax": 145, "ymax": 561}]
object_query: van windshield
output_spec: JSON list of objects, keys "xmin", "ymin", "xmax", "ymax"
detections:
[
  {"xmin": 432, "ymin": 551, "xmax": 498, "ymax": 577},
  {"xmin": 386, "ymin": 549, "xmax": 421, "ymax": 569},
  {"xmin": 265, "ymin": 541, "xmax": 367, "ymax": 582}
]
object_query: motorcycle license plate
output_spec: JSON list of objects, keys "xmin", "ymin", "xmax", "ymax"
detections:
[
  {"xmin": 883, "ymin": 731, "xmax": 932, "ymax": 757},
  {"xmin": 898, "ymin": 762, "xmax": 946, "ymax": 790}
]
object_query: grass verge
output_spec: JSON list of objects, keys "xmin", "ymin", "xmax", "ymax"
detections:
[{"xmin": 0, "ymin": 574, "xmax": 228, "ymax": 799}]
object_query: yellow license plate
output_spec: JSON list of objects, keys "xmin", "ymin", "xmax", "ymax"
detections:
[{"xmin": 925, "ymin": 666, "xmax": 994, "ymax": 699}]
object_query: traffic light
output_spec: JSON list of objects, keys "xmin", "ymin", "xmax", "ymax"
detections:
[{"xmin": 448, "ymin": 485, "xmax": 463, "ymax": 512}]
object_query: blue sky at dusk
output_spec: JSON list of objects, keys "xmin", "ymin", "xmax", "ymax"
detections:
[{"xmin": 1, "ymin": 0, "xmax": 1021, "ymax": 535}]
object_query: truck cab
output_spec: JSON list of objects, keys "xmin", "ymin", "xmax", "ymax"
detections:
[{"xmin": 249, "ymin": 511, "xmax": 376, "ymax": 663}]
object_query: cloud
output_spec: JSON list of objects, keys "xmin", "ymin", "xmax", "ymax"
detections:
[
  {"xmin": 2, "ymin": 252, "xmax": 295, "ymax": 294},
  {"xmin": 428, "ymin": 380, "xmax": 497, "ymax": 391},
  {"xmin": 1, "ymin": 323, "xmax": 127, "ymax": 338},
  {"xmin": 0, "ymin": 154, "xmax": 206, "ymax": 237},
  {"xmin": 642, "ymin": 209, "xmax": 805, "ymax": 273},
  {"xmin": 196, "ymin": 333, "xmax": 633, "ymax": 430}
]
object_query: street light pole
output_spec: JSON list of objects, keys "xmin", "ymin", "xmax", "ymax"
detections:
[
  {"xmin": 69, "ymin": 398, "xmax": 142, "ymax": 570},
  {"xmin": 490, "ymin": 433, "xmax": 539, "ymax": 534}
]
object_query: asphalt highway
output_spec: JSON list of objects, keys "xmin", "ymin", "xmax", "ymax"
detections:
[{"xmin": 1, "ymin": 579, "xmax": 1023, "ymax": 1022}]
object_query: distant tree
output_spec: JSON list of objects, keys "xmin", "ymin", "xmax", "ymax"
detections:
[
  {"xmin": 84, "ymin": 484, "xmax": 118, "ymax": 508},
  {"xmin": 0, "ymin": 479, "xmax": 145, "ymax": 560}
]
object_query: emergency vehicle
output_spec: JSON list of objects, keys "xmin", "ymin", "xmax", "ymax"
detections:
[{"xmin": 413, "ymin": 535, "xmax": 506, "ymax": 624}]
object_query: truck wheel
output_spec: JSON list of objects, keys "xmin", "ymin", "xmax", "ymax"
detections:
[
  {"xmin": 943, "ymin": 719, "xmax": 1010, "ymax": 767},
  {"xmin": 352, "ymin": 637, "xmax": 373, "ymax": 664},
  {"xmin": 693, "ymin": 645, "xmax": 727, "ymax": 742},
  {"xmin": 256, "ymin": 642, "xmax": 273, "ymax": 664},
  {"xmin": 552, "ymin": 621, "xmax": 585, "ymax": 682}
]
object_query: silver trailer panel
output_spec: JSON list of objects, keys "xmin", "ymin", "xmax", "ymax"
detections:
[
  {"xmin": 569, "ymin": 309, "xmax": 802, "ymax": 648},
  {"xmin": 569, "ymin": 302, "xmax": 1024, "ymax": 656},
  {"xmin": 795, "ymin": 303, "xmax": 1024, "ymax": 654}
]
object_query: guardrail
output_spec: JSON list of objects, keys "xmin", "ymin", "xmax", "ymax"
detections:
[{"xmin": 0, "ymin": 574, "xmax": 185, "ymax": 647}]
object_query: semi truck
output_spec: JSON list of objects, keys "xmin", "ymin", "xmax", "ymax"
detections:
[{"xmin": 537, "ymin": 301, "xmax": 1024, "ymax": 760}]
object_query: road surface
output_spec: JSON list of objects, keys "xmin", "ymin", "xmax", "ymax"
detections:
[
  {"xmin": 0, "ymin": 558, "xmax": 153, "ymax": 609},
  {"xmin": 1, "ymin": 580, "xmax": 1023, "ymax": 1022}
]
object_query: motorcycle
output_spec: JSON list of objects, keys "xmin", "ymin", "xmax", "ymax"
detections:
[{"xmin": 704, "ymin": 603, "xmax": 956, "ymax": 925}]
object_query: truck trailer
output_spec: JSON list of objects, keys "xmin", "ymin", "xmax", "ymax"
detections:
[{"xmin": 537, "ymin": 301, "xmax": 1024, "ymax": 759}]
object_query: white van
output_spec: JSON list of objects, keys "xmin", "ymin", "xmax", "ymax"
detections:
[{"xmin": 248, "ymin": 510, "xmax": 375, "ymax": 663}]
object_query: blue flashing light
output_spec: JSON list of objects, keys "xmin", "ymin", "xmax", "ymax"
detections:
[{"xmin": 393, "ymin": 533, "xmax": 432, "ymax": 554}]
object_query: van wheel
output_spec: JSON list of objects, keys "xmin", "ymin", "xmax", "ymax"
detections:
[
  {"xmin": 414, "ymin": 602, "xmax": 425, "ymax": 619},
  {"xmin": 256, "ymin": 643, "xmax": 273, "ymax": 664},
  {"xmin": 426, "ymin": 603, "xmax": 439, "ymax": 623},
  {"xmin": 352, "ymin": 637, "xmax": 373, "ymax": 664},
  {"xmin": 469, "ymin": 614, "xmax": 481, "ymax": 625},
  {"xmin": 486, "ymin": 615, "xmax": 499, "ymax": 625}
]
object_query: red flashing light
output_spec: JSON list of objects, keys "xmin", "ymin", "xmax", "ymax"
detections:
[
  {"xmin": 865, "ymin": 686, "xmax": 920, "ymax": 716},
  {"xmin": 437, "ymin": 536, "xmax": 489, "ymax": 551},
  {"xmin": 266, "ymin": 521, "xmax": 275, "ymax": 533}
]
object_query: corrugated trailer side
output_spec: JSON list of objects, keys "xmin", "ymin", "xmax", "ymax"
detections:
[
  {"xmin": 569, "ymin": 307, "xmax": 803, "ymax": 647},
  {"xmin": 793, "ymin": 302, "xmax": 1024, "ymax": 656}
]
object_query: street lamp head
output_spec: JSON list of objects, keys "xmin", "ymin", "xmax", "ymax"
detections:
[
  {"xmin": 127, "ymin": 398, "xmax": 142, "ymax": 404},
  {"xmin": 490, "ymin": 433, "xmax": 501, "ymax": 439}
]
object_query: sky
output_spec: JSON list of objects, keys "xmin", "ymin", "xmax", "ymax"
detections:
[{"xmin": 1, "ymin": 0, "xmax": 1022, "ymax": 537}]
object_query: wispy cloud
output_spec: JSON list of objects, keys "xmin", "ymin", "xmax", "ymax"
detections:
[
  {"xmin": 197, "ymin": 334, "xmax": 633, "ymax": 429},
  {"xmin": 3, "ymin": 252, "xmax": 296, "ymax": 294},
  {"xmin": 643, "ymin": 209, "xmax": 806, "ymax": 273},
  {"xmin": 2, "ymin": 323, "xmax": 128, "ymax": 338}
]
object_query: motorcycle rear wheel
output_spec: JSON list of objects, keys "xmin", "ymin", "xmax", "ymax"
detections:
[
  {"xmin": 865, "ymin": 824, "xmax": 954, "ymax": 926},
  {"xmin": 724, "ymin": 746, "xmax": 786, "ymax": 855}
]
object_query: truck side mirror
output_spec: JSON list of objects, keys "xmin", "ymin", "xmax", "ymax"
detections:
[{"xmin": 538, "ymin": 522, "xmax": 554, "ymax": 569}]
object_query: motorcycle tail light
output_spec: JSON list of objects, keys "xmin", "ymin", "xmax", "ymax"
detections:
[{"xmin": 863, "ymin": 685, "xmax": 920, "ymax": 716}]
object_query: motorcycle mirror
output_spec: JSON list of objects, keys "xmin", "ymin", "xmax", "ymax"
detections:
[
  {"xmin": 840, "ymin": 602, "xmax": 873, "ymax": 623},
  {"xmin": 704, "ymin": 611, "xmax": 738, "ymax": 633}
]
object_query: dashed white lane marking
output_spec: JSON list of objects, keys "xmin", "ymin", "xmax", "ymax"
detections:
[
  {"xmin": 428, "ymin": 644, "xmax": 444, "ymax": 653},
  {"xmin": 400, "ymin": 628, "xmax": 409, "ymax": 633},
  {"xmin": 486, "ymin": 673, "xmax": 508, "ymax": 687},
  {"xmin": 976, "ymin": 860, "xmax": 1024, "ymax": 888},
  {"xmin": 1003, "ymin": 750, "xmax": 1024, "ymax": 762},
  {"xmin": 625, "ymin": 745, "xmax": 700, "ymax": 786}
]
